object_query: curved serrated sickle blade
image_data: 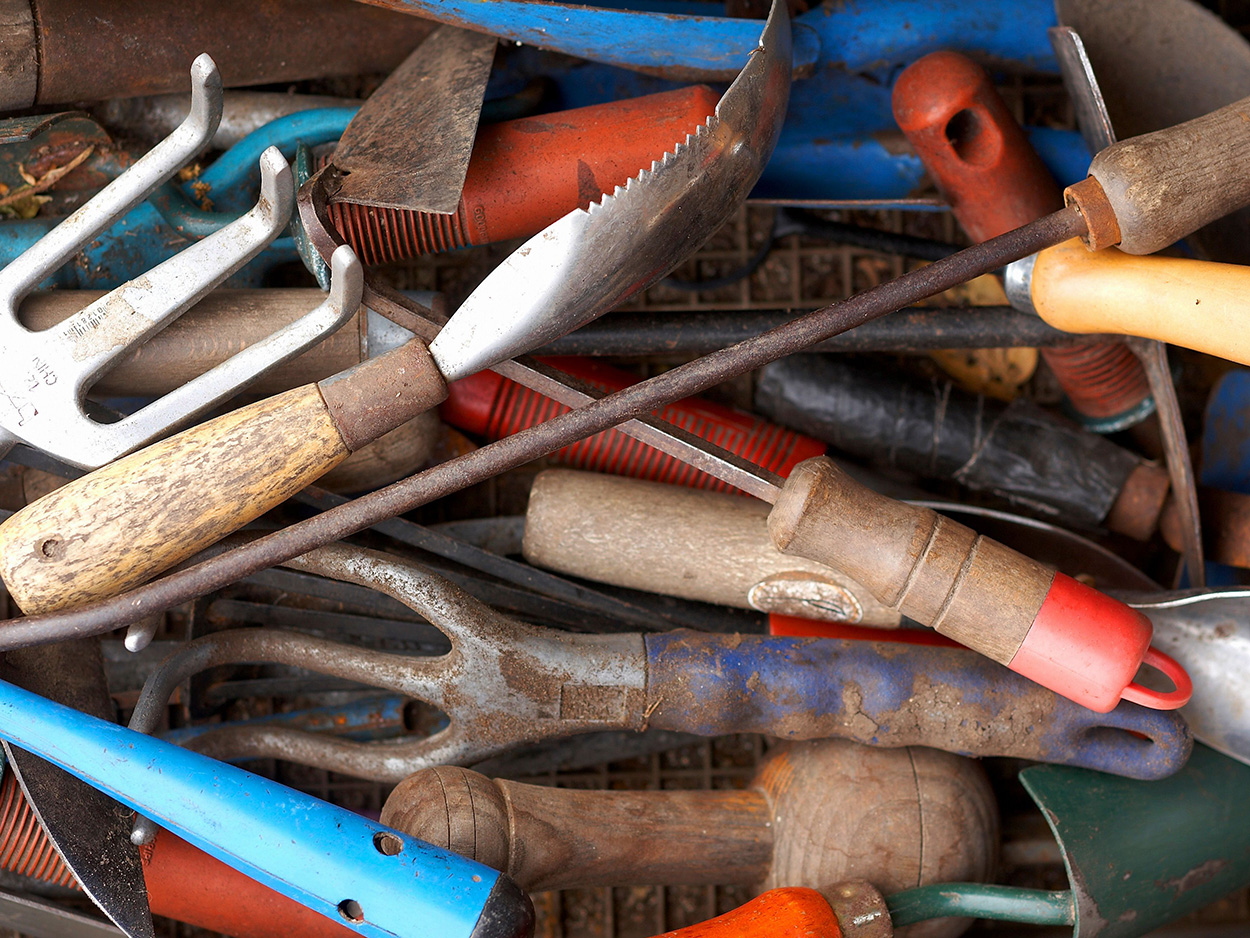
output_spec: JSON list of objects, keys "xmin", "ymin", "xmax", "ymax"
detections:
[{"xmin": 428, "ymin": 0, "xmax": 791, "ymax": 382}]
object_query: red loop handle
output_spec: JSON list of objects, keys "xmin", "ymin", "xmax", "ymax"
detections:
[{"xmin": 1119, "ymin": 646, "xmax": 1193, "ymax": 710}]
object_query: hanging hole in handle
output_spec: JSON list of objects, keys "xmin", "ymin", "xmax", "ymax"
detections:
[
  {"xmin": 337, "ymin": 900, "xmax": 364, "ymax": 923},
  {"xmin": 1120, "ymin": 646, "xmax": 1193, "ymax": 710},
  {"xmin": 944, "ymin": 107, "xmax": 1000, "ymax": 166}
]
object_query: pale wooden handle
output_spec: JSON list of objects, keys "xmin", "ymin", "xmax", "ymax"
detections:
[
  {"xmin": 381, "ymin": 766, "xmax": 771, "ymax": 894},
  {"xmin": 1090, "ymin": 94, "xmax": 1250, "ymax": 254},
  {"xmin": 767, "ymin": 456, "xmax": 1053, "ymax": 664},
  {"xmin": 0, "ymin": 385, "xmax": 350, "ymax": 613},
  {"xmin": 523, "ymin": 469, "xmax": 899, "ymax": 626},
  {"xmin": 0, "ymin": 339, "xmax": 447, "ymax": 614},
  {"xmin": 1032, "ymin": 239, "xmax": 1250, "ymax": 365}
]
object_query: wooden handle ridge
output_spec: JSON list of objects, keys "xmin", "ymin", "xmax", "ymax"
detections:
[
  {"xmin": 1087, "ymin": 94, "xmax": 1250, "ymax": 255},
  {"xmin": 380, "ymin": 766, "xmax": 772, "ymax": 894},
  {"xmin": 767, "ymin": 457, "xmax": 1053, "ymax": 665},
  {"xmin": 0, "ymin": 340, "xmax": 448, "ymax": 614},
  {"xmin": 1031, "ymin": 239, "xmax": 1250, "ymax": 365}
]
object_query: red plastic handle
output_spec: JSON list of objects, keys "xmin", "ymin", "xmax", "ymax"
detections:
[{"xmin": 1120, "ymin": 646, "xmax": 1194, "ymax": 710}]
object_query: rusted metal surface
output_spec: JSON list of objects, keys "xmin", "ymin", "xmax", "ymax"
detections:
[
  {"xmin": 316, "ymin": 340, "xmax": 447, "ymax": 453},
  {"xmin": 332, "ymin": 25, "xmax": 495, "ymax": 213},
  {"xmin": 122, "ymin": 545, "xmax": 1188, "ymax": 783},
  {"xmin": 30, "ymin": 0, "xmax": 435, "ymax": 106},
  {"xmin": 1063, "ymin": 176, "xmax": 1122, "ymax": 250},
  {"xmin": 0, "ymin": 202, "xmax": 1086, "ymax": 645}
]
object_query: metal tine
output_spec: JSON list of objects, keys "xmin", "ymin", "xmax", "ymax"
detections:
[
  {"xmin": 125, "ymin": 542, "xmax": 604, "ymax": 842},
  {"xmin": 105, "ymin": 241, "xmax": 361, "ymax": 460},
  {"xmin": 58, "ymin": 147, "xmax": 294, "ymax": 389},
  {"xmin": 0, "ymin": 54, "xmax": 223, "ymax": 307}
]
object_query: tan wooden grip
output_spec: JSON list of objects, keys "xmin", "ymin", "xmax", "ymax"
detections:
[
  {"xmin": 767, "ymin": 457, "xmax": 1054, "ymax": 665},
  {"xmin": 0, "ymin": 339, "xmax": 447, "ymax": 614},
  {"xmin": 522, "ymin": 469, "xmax": 899, "ymax": 626},
  {"xmin": 1089, "ymin": 94, "xmax": 1250, "ymax": 255},
  {"xmin": 381, "ymin": 766, "xmax": 771, "ymax": 893},
  {"xmin": 0, "ymin": 385, "xmax": 350, "ymax": 613},
  {"xmin": 1031, "ymin": 239, "xmax": 1250, "ymax": 364}
]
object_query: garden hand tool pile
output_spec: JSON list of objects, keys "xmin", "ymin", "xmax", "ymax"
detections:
[{"xmin": 9, "ymin": 1, "xmax": 1250, "ymax": 937}]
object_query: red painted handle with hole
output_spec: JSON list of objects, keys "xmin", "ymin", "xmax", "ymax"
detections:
[{"xmin": 891, "ymin": 50, "xmax": 1150, "ymax": 429}]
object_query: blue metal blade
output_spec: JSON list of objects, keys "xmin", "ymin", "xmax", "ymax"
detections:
[{"xmin": 0, "ymin": 679, "xmax": 500, "ymax": 938}]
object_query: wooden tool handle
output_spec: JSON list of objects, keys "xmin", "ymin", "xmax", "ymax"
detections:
[
  {"xmin": 767, "ymin": 457, "xmax": 1162, "ymax": 713},
  {"xmin": 767, "ymin": 457, "xmax": 1050, "ymax": 665},
  {"xmin": 1030, "ymin": 239, "xmax": 1250, "ymax": 365},
  {"xmin": 0, "ymin": 341, "xmax": 446, "ymax": 614},
  {"xmin": 523, "ymin": 469, "xmax": 900, "ymax": 626},
  {"xmin": 380, "ymin": 766, "xmax": 772, "ymax": 893},
  {"xmin": 1086, "ymin": 95, "xmax": 1250, "ymax": 255}
]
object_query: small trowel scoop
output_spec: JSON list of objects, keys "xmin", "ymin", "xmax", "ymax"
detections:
[{"xmin": 330, "ymin": 24, "xmax": 496, "ymax": 212}]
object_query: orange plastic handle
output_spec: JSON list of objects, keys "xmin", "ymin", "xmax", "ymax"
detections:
[{"xmin": 650, "ymin": 889, "xmax": 843, "ymax": 938}]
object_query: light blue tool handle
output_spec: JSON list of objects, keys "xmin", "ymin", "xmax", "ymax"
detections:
[{"xmin": 0, "ymin": 678, "xmax": 509, "ymax": 938}]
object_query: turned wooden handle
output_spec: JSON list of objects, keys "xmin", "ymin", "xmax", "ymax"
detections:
[
  {"xmin": 381, "ymin": 766, "xmax": 772, "ymax": 893},
  {"xmin": 767, "ymin": 457, "xmax": 1053, "ymax": 665},
  {"xmin": 1088, "ymin": 94, "xmax": 1250, "ymax": 255},
  {"xmin": 0, "ymin": 341, "xmax": 447, "ymax": 614},
  {"xmin": 523, "ymin": 469, "xmax": 899, "ymax": 626},
  {"xmin": 1030, "ymin": 239, "xmax": 1250, "ymax": 365}
]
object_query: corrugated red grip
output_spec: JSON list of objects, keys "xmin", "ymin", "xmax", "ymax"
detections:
[{"xmin": 441, "ymin": 357, "xmax": 827, "ymax": 491}]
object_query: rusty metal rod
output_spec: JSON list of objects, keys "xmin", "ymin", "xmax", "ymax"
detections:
[{"xmin": 0, "ymin": 205, "xmax": 1085, "ymax": 645}]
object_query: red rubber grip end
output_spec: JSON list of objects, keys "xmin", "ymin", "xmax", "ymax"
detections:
[
  {"xmin": 442, "ymin": 358, "xmax": 827, "ymax": 491},
  {"xmin": 1008, "ymin": 572, "xmax": 1190, "ymax": 713}
]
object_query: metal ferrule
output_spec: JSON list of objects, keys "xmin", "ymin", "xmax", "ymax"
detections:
[{"xmin": 1004, "ymin": 253, "xmax": 1038, "ymax": 314}]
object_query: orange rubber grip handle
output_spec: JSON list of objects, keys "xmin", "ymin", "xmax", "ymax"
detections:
[
  {"xmin": 892, "ymin": 50, "xmax": 1060, "ymax": 239},
  {"xmin": 328, "ymin": 85, "xmax": 720, "ymax": 264},
  {"xmin": 650, "ymin": 889, "xmax": 843, "ymax": 938}
]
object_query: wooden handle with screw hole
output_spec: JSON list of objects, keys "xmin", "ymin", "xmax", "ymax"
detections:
[{"xmin": 0, "ymin": 341, "xmax": 447, "ymax": 614}]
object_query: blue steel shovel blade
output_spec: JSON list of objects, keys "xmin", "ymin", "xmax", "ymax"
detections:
[{"xmin": 0, "ymin": 678, "xmax": 527, "ymax": 938}]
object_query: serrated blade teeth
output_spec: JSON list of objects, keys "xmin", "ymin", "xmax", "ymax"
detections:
[{"xmin": 584, "ymin": 115, "xmax": 719, "ymax": 216}]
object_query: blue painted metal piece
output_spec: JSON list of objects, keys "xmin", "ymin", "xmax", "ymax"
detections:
[
  {"xmin": 0, "ymin": 678, "xmax": 502, "ymax": 938},
  {"xmin": 363, "ymin": 0, "xmax": 1057, "ymax": 80},
  {"xmin": 643, "ymin": 632, "xmax": 1192, "ymax": 780},
  {"xmin": 163, "ymin": 695, "xmax": 410, "ymax": 746}
]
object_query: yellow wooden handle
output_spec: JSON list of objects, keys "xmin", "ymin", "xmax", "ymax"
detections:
[
  {"xmin": 1031, "ymin": 238, "xmax": 1250, "ymax": 365},
  {"xmin": 0, "ymin": 385, "xmax": 350, "ymax": 614},
  {"xmin": 0, "ymin": 339, "xmax": 448, "ymax": 614}
]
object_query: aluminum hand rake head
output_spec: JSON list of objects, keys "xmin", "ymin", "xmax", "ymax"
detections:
[{"xmin": 0, "ymin": 53, "xmax": 364, "ymax": 470}]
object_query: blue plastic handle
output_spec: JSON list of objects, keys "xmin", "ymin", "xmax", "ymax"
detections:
[
  {"xmin": 643, "ymin": 633, "xmax": 1193, "ymax": 780},
  {"xmin": 0, "ymin": 679, "xmax": 510, "ymax": 938}
]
